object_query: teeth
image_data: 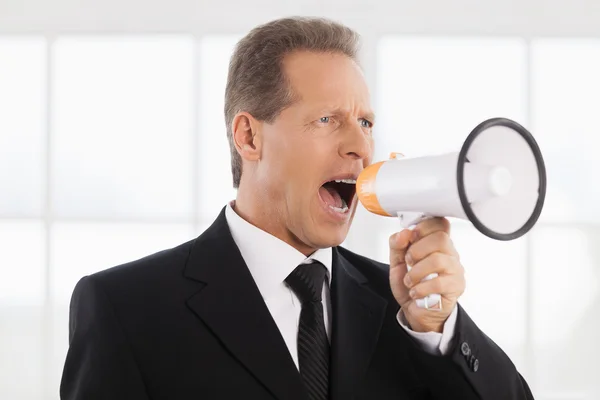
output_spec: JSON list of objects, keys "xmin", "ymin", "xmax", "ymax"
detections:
[
  {"xmin": 334, "ymin": 179, "xmax": 357, "ymax": 184},
  {"xmin": 328, "ymin": 198, "xmax": 349, "ymax": 213}
]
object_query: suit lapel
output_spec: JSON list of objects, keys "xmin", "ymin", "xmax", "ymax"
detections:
[
  {"xmin": 329, "ymin": 248, "xmax": 388, "ymax": 400},
  {"xmin": 184, "ymin": 208, "xmax": 307, "ymax": 400}
]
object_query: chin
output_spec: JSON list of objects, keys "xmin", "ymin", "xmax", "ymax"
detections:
[{"xmin": 311, "ymin": 224, "xmax": 350, "ymax": 249}]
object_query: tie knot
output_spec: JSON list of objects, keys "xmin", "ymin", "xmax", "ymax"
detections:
[{"xmin": 285, "ymin": 262, "xmax": 328, "ymax": 304}]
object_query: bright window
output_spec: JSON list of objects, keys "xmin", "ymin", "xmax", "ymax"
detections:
[
  {"xmin": 51, "ymin": 36, "xmax": 195, "ymax": 219},
  {"xmin": 0, "ymin": 38, "xmax": 46, "ymax": 216}
]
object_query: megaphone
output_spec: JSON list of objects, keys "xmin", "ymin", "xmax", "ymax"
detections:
[{"xmin": 356, "ymin": 117, "xmax": 546, "ymax": 309}]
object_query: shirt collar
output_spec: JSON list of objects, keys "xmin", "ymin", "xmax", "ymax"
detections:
[{"xmin": 225, "ymin": 202, "xmax": 333, "ymax": 298}]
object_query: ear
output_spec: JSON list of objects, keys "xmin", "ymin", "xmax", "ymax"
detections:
[{"xmin": 232, "ymin": 111, "xmax": 262, "ymax": 162}]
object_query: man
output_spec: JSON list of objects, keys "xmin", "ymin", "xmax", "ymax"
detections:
[{"xmin": 60, "ymin": 17, "xmax": 534, "ymax": 399}]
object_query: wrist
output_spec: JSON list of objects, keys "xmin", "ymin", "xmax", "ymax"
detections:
[{"xmin": 404, "ymin": 313, "xmax": 443, "ymax": 333}]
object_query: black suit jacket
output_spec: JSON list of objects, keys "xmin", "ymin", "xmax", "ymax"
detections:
[{"xmin": 60, "ymin": 207, "xmax": 534, "ymax": 399}]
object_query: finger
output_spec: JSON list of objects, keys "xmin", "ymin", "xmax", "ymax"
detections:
[
  {"xmin": 404, "ymin": 252, "xmax": 462, "ymax": 288},
  {"xmin": 406, "ymin": 230, "xmax": 457, "ymax": 266},
  {"xmin": 389, "ymin": 229, "xmax": 412, "ymax": 269},
  {"xmin": 412, "ymin": 217, "xmax": 451, "ymax": 242},
  {"xmin": 408, "ymin": 274, "xmax": 463, "ymax": 300}
]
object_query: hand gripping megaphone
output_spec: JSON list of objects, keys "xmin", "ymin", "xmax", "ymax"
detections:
[{"xmin": 356, "ymin": 117, "xmax": 547, "ymax": 309}]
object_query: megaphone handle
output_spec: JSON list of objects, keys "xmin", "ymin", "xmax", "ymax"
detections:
[
  {"xmin": 396, "ymin": 212, "xmax": 443, "ymax": 311},
  {"xmin": 414, "ymin": 279, "xmax": 442, "ymax": 310}
]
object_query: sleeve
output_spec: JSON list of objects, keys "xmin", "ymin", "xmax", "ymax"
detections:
[
  {"xmin": 402, "ymin": 303, "xmax": 534, "ymax": 400},
  {"xmin": 396, "ymin": 305, "xmax": 458, "ymax": 355},
  {"xmin": 59, "ymin": 275, "xmax": 150, "ymax": 400}
]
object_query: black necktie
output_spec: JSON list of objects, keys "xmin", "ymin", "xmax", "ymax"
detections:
[{"xmin": 285, "ymin": 262, "xmax": 330, "ymax": 400}]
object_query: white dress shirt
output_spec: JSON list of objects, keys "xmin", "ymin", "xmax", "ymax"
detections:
[{"xmin": 225, "ymin": 202, "xmax": 457, "ymax": 368}]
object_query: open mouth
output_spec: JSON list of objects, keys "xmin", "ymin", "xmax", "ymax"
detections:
[{"xmin": 319, "ymin": 178, "xmax": 357, "ymax": 214}]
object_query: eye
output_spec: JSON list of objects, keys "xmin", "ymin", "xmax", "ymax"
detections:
[
  {"xmin": 359, "ymin": 118, "xmax": 373, "ymax": 128},
  {"xmin": 319, "ymin": 116, "xmax": 330, "ymax": 123}
]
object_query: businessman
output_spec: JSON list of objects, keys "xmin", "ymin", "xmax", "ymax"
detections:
[{"xmin": 60, "ymin": 17, "xmax": 534, "ymax": 399}]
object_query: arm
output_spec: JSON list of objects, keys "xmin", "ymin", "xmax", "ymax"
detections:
[
  {"xmin": 60, "ymin": 276, "xmax": 149, "ymax": 400},
  {"xmin": 388, "ymin": 218, "xmax": 534, "ymax": 399},
  {"xmin": 396, "ymin": 305, "xmax": 458, "ymax": 355},
  {"xmin": 403, "ymin": 304, "xmax": 534, "ymax": 400}
]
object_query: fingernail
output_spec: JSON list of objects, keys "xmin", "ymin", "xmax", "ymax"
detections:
[
  {"xmin": 409, "ymin": 289, "xmax": 417, "ymax": 298},
  {"xmin": 406, "ymin": 253, "xmax": 413, "ymax": 266},
  {"xmin": 404, "ymin": 275, "xmax": 412, "ymax": 287}
]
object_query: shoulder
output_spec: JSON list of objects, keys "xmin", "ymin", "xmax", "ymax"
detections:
[
  {"xmin": 98, "ymin": 239, "xmax": 194, "ymax": 281},
  {"xmin": 84, "ymin": 207, "xmax": 231, "ymax": 291},
  {"xmin": 75, "ymin": 238, "xmax": 198, "ymax": 303}
]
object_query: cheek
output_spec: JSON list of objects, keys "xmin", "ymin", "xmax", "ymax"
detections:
[
  {"xmin": 263, "ymin": 120, "xmax": 305, "ymax": 158},
  {"xmin": 364, "ymin": 137, "xmax": 375, "ymax": 165},
  {"xmin": 286, "ymin": 146, "xmax": 328, "ymax": 204},
  {"xmin": 261, "ymin": 130, "xmax": 298, "ymax": 174},
  {"xmin": 261, "ymin": 133, "xmax": 309, "ymax": 196}
]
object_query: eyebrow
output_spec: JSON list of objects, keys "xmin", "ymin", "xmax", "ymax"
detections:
[
  {"xmin": 322, "ymin": 107, "xmax": 377, "ymax": 123},
  {"xmin": 363, "ymin": 111, "xmax": 376, "ymax": 123}
]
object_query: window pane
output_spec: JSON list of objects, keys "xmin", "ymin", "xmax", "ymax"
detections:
[
  {"xmin": 531, "ymin": 226, "xmax": 600, "ymax": 399},
  {"xmin": 198, "ymin": 35, "xmax": 241, "ymax": 221},
  {"xmin": 50, "ymin": 222, "xmax": 194, "ymax": 395},
  {"xmin": 376, "ymin": 37, "xmax": 527, "ymax": 160},
  {"xmin": 0, "ymin": 305, "xmax": 45, "ymax": 399},
  {"xmin": 0, "ymin": 37, "xmax": 45, "ymax": 216},
  {"xmin": 531, "ymin": 39, "xmax": 600, "ymax": 223},
  {"xmin": 374, "ymin": 219, "xmax": 528, "ymax": 371},
  {"xmin": 52, "ymin": 36, "xmax": 195, "ymax": 219},
  {"xmin": 0, "ymin": 221, "xmax": 45, "ymax": 399}
]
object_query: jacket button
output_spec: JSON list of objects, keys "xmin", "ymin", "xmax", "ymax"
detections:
[
  {"xmin": 460, "ymin": 342, "xmax": 471, "ymax": 357},
  {"xmin": 469, "ymin": 355, "xmax": 476, "ymax": 367},
  {"xmin": 473, "ymin": 358, "xmax": 480, "ymax": 372}
]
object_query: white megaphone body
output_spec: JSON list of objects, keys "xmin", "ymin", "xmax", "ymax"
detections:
[{"xmin": 356, "ymin": 118, "xmax": 547, "ymax": 309}]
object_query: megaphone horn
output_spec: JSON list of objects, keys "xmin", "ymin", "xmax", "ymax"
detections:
[{"xmin": 356, "ymin": 117, "xmax": 547, "ymax": 309}]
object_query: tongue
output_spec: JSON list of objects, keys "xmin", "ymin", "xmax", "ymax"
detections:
[{"xmin": 319, "ymin": 185, "xmax": 343, "ymax": 208}]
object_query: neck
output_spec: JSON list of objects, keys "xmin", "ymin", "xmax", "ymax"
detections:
[{"xmin": 234, "ymin": 183, "xmax": 316, "ymax": 257}]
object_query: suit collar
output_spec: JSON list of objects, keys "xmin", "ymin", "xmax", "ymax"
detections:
[
  {"xmin": 184, "ymin": 207, "xmax": 308, "ymax": 400},
  {"xmin": 183, "ymin": 207, "xmax": 388, "ymax": 400},
  {"xmin": 224, "ymin": 202, "xmax": 333, "ymax": 299}
]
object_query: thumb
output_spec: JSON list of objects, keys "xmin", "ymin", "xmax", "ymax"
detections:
[{"xmin": 389, "ymin": 229, "xmax": 412, "ymax": 270}]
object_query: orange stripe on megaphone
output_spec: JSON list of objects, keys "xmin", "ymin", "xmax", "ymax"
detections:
[{"xmin": 356, "ymin": 161, "xmax": 392, "ymax": 217}]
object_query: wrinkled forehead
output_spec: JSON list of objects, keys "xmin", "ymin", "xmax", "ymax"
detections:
[{"xmin": 282, "ymin": 50, "xmax": 372, "ymax": 112}]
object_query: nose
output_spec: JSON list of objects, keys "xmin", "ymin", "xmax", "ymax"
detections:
[{"xmin": 339, "ymin": 122, "xmax": 372, "ymax": 163}]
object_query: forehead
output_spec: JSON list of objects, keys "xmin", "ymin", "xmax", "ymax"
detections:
[{"xmin": 282, "ymin": 50, "xmax": 371, "ymax": 109}]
